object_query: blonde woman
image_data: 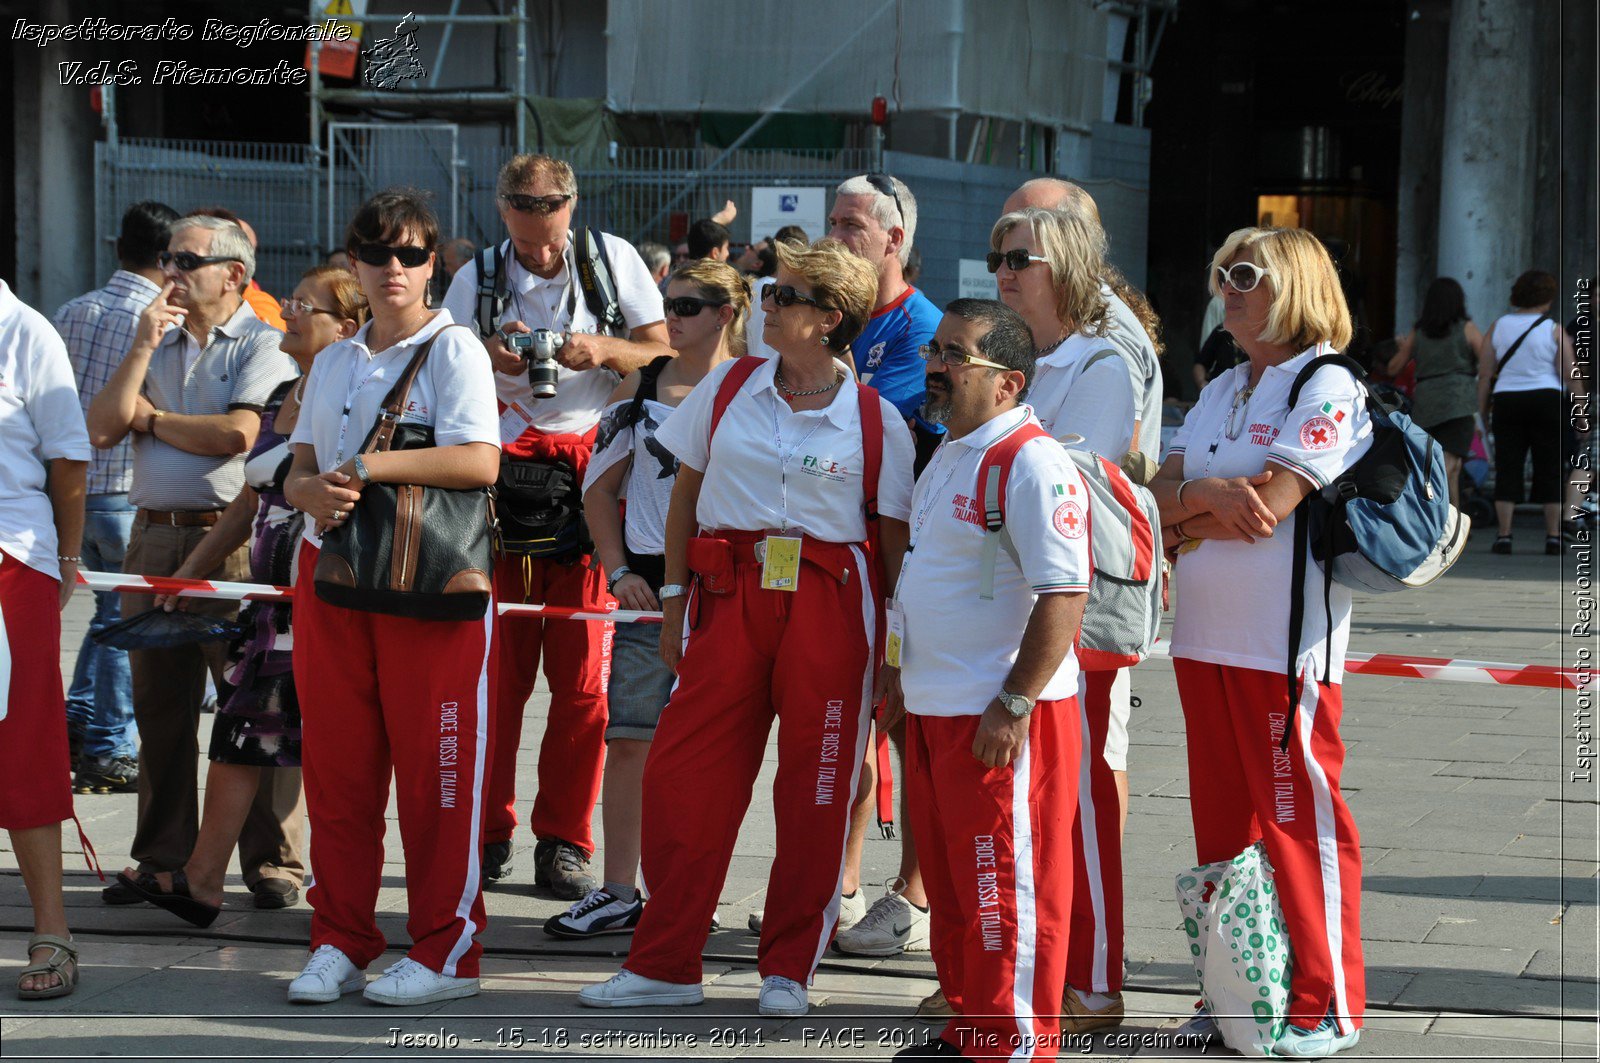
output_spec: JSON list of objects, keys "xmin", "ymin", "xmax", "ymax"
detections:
[
  {"xmin": 548, "ymin": 261, "xmax": 748, "ymax": 938},
  {"xmin": 580, "ymin": 240, "xmax": 913, "ymax": 1016},
  {"xmin": 1152, "ymin": 227, "xmax": 1369, "ymax": 1057}
]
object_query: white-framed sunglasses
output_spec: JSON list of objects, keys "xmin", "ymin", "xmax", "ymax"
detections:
[{"xmin": 1216, "ymin": 261, "xmax": 1270, "ymax": 293}]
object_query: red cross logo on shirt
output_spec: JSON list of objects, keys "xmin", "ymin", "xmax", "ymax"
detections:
[
  {"xmin": 1053, "ymin": 501, "xmax": 1087, "ymax": 539},
  {"xmin": 1299, "ymin": 414, "xmax": 1339, "ymax": 451}
]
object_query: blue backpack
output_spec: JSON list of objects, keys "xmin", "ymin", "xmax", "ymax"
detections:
[{"xmin": 1284, "ymin": 354, "xmax": 1470, "ymax": 735}]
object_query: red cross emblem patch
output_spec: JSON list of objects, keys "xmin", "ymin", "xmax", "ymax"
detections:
[
  {"xmin": 1299, "ymin": 414, "xmax": 1338, "ymax": 451},
  {"xmin": 1053, "ymin": 500, "xmax": 1087, "ymax": 539}
]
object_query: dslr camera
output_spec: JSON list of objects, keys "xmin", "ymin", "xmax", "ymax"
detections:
[{"xmin": 504, "ymin": 328, "xmax": 564, "ymax": 400}]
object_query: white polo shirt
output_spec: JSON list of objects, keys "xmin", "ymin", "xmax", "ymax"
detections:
[
  {"xmin": 653, "ymin": 356, "xmax": 914, "ymax": 543},
  {"xmin": 442, "ymin": 233, "xmax": 665, "ymax": 436},
  {"xmin": 289, "ymin": 309, "xmax": 500, "ymax": 546},
  {"xmin": 1029, "ymin": 331, "xmax": 1137, "ymax": 459},
  {"xmin": 897, "ymin": 406, "xmax": 1092, "ymax": 717},
  {"xmin": 1166, "ymin": 343, "xmax": 1373, "ymax": 681},
  {"xmin": 0, "ymin": 280, "xmax": 93, "ymax": 579}
]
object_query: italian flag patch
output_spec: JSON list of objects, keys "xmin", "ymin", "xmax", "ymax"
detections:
[
  {"xmin": 1053, "ymin": 483, "xmax": 1075, "ymax": 496},
  {"xmin": 1320, "ymin": 401, "xmax": 1346, "ymax": 422}
]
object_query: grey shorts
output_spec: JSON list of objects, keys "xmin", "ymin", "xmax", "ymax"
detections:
[{"xmin": 606, "ymin": 619, "xmax": 676, "ymax": 741}]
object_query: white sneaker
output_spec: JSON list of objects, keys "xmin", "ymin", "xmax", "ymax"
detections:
[
  {"xmin": 287, "ymin": 944, "xmax": 365, "ymax": 1004},
  {"xmin": 362, "ymin": 958, "xmax": 479, "ymax": 1006},
  {"xmin": 749, "ymin": 888, "xmax": 866, "ymax": 935},
  {"xmin": 758, "ymin": 974, "xmax": 808, "ymax": 1016},
  {"xmin": 833, "ymin": 879, "xmax": 930, "ymax": 956},
  {"xmin": 578, "ymin": 968, "xmax": 703, "ymax": 1008}
]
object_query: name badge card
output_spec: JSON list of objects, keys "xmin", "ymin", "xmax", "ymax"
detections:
[
  {"xmin": 885, "ymin": 598, "xmax": 906, "ymax": 667},
  {"xmin": 499, "ymin": 400, "xmax": 533, "ymax": 444},
  {"xmin": 760, "ymin": 535, "xmax": 802, "ymax": 592}
]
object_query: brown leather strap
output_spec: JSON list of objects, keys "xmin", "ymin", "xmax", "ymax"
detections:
[
  {"xmin": 137, "ymin": 508, "xmax": 222, "ymax": 527},
  {"xmin": 364, "ymin": 324, "xmax": 473, "ymax": 455}
]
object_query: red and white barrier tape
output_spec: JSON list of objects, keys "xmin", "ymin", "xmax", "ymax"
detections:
[{"xmin": 78, "ymin": 570, "xmax": 1595, "ymax": 691}]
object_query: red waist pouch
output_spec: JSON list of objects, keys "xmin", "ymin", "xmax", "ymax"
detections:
[{"xmin": 686, "ymin": 536, "xmax": 736, "ymax": 595}]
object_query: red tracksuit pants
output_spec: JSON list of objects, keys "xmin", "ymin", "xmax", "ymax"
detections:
[
  {"xmin": 624, "ymin": 542, "xmax": 875, "ymax": 985},
  {"xmin": 907, "ymin": 700, "xmax": 1080, "ymax": 1062},
  {"xmin": 485, "ymin": 553, "xmax": 613, "ymax": 851},
  {"xmin": 1173, "ymin": 658, "xmax": 1366, "ymax": 1035},
  {"xmin": 294, "ymin": 542, "xmax": 497, "ymax": 978},
  {"xmin": 0, "ymin": 551, "xmax": 72, "ymax": 831},
  {"xmin": 1067, "ymin": 669, "xmax": 1123, "ymax": 994}
]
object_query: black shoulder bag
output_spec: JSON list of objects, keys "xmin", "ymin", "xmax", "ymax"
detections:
[{"xmin": 314, "ymin": 326, "xmax": 495, "ymax": 621}]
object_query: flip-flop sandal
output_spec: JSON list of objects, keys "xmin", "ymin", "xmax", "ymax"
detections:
[
  {"xmin": 115, "ymin": 870, "xmax": 221, "ymax": 929},
  {"xmin": 17, "ymin": 934, "xmax": 78, "ymax": 1000}
]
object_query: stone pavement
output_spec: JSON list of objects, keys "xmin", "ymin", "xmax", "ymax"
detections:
[{"xmin": 1, "ymin": 516, "xmax": 1596, "ymax": 1061}]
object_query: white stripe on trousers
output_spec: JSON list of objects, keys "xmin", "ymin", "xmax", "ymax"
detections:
[
  {"xmin": 442, "ymin": 604, "xmax": 496, "ymax": 975},
  {"xmin": 1293, "ymin": 676, "xmax": 1351, "ymax": 1032},
  {"xmin": 1009, "ymin": 737, "xmax": 1038, "ymax": 1062},
  {"xmin": 1073, "ymin": 675, "xmax": 1110, "ymax": 991},
  {"xmin": 807, "ymin": 543, "xmax": 877, "ymax": 981}
]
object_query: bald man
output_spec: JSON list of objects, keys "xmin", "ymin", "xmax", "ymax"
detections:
[{"xmin": 1001, "ymin": 176, "xmax": 1164, "ymax": 1035}]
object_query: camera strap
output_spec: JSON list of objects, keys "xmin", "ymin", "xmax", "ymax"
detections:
[
  {"xmin": 474, "ymin": 241, "xmax": 510, "ymax": 339},
  {"xmin": 574, "ymin": 227, "xmax": 628, "ymax": 337}
]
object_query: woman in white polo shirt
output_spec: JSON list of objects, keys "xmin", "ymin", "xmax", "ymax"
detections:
[
  {"xmin": 0, "ymin": 280, "xmax": 91, "ymax": 1000},
  {"xmin": 579, "ymin": 239, "xmax": 914, "ymax": 1017},
  {"xmin": 281, "ymin": 191, "xmax": 501, "ymax": 1009},
  {"xmin": 1153, "ymin": 227, "xmax": 1370, "ymax": 1058}
]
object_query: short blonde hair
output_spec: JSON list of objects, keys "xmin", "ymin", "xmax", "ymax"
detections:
[
  {"xmin": 1210, "ymin": 228, "xmax": 1352, "ymax": 351},
  {"xmin": 773, "ymin": 238, "xmax": 878, "ymax": 350},
  {"xmin": 991, "ymin": 207, "xmax": 1110, "ymax": 337},
  {"xmin": 670, "ymin": 259, "xmax": 751, "ymax": 356},
  {"xmin": 496, "ymin": 153, "xmax": 578, "ymax": 198}
]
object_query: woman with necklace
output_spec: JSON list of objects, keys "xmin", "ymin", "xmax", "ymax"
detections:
[
  {"xmin": 548, "ymin": 259, "xmax": 749, "ymax": 939},
  {"xmin": 117, "ymin": 266, "xmax": 365, "ymax": 928},
  {"xmin": 281, "ymin": 191, "xmax": 501, "ymax": 1008},
  {"xmin": 1152, "ymin": 227, "xmax": 1371, "ymax": 1057},
  {"xmin": 580, "ymin": 239, "xmax": 914, "ymax": 1017}
]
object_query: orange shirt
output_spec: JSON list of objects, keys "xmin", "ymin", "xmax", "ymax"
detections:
[{"xmin": 244, "ymin": 280, "xmax": 286, "ymax": 331}]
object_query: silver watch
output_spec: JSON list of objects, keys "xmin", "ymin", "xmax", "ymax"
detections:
[
  {"xmin": 658, "ymin": 583, "xmax": 689, "ymax": 601},
  {"xmin": 353, "ymin": 454, "xmax": 372, "ymax": 484},
  {"xmin": 996, "ymin": 691, "xmax": 1034, "ymax": 718},
  {"xmin": 606, "ymin": 565, "xmax": 633, "ymax": 594}
]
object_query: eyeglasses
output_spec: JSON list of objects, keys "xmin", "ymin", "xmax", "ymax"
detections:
[
  {"xmin": 354, "ymin": 243, "xmax": 431, "ymax": 269},
  {"xmin": 986, "ymin": 249, "xmax": 1050, "ymax": 274},
  {"xmin": 663, "ymin": 296, "xmax": 728, "ymax": 317},
  {"xmin": 761, "ymin": 282, "xmax": 831, "ymax": 311},
  {"xmin": 499, "ymin": 192, "xmax": 574, "ymax": 215},
  {"xmin": 865, "ymin": 173, "xmax": 905, "ymax": 229},
  {"xmin": 919, "ymin": 343, "xmax": 1010, "ymax": 371},
  {"xmin": 1216, "ymin": 262, "xmax": 1270, "ymax": 293},
  {"xmin": 280, "ymin": 297, "xmax": 341, "ymax": 318},
  {"xmin": 158, "ymin": 251, "xmax": 241, "ymax": 273}
]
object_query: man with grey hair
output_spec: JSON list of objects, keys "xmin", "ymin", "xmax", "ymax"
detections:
[
  {"xmin": 638, "ymin": 241, "xmax": 671, "ymax": 286},
  {"xmin": 86, "ymin": 213, "xmax": 303, "ymax": 911}
]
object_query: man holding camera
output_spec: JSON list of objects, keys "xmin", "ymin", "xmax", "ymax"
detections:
[{"xmin": 444, "ymin": 153, "xmax": 669, "ymax": 899}]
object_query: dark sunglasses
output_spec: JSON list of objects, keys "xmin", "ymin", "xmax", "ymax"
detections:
[
  {"xmin": 663, "ymin": 296, "xmax": 728, "ymax": 317},
  {"xmin": 919, "ymin": 343, "xmax": 1009, "ymax": 371},
  {"xmin": 158, "ymin": 251, "xmax": 240, "ymax": 273},
  {"xmin": 865, "ymin": 173, "xmax": 905, "ymax": 227},
  {"xmin": 761, "ymin": 281, "xmax": 830, "ymax": 311},
  {"xmin": 985, "ymin": 249, "xmax": 1050, "ymax": 274},
  {"xmin": 354, "ymin": 243, "xmax": 431, "ymax": 269},
  {"xmin": 499, "ymin": 192, "xmax": 574, "ymax": 215}
]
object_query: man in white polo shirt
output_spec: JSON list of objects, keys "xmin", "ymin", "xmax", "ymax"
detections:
[{"xmin": 884, "ymin": 299, "xmax": 1090, "ymax": 1062}]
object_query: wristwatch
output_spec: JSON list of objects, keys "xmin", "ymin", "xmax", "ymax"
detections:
[
  {"xmin": 996, "ymin": 691, "xmax": 1034, "ymax": 719},
  {"xmin": 606, "ymin": 565, "xmax": 633, "ymax": 594},
  {"xmin": 147, "ymin": 408, "xmax": 166, "ymax": 432},
  {"xmin": 353, "ymin": 454, "xmax": 372, "ymax": 485},
  {"xmin": 658, "ymin": 583, "xmax": 689, "ymax": 601}
]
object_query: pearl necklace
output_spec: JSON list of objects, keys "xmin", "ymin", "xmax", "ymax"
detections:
[{"xmin": 775, "ymin": 364, "xmax": 844, "ymax": 397}]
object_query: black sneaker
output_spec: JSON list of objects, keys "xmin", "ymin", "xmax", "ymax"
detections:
[
  {"xmin": 533, "ymin": 838, "xmax": 598, "ymax": 900},
  {"xmin": 543, "ymin": 887, "xmax": 643, "ymax": 938},
  {"xmin": 483, "ymin": 840, "xmax": 514, "ymax": 883},
  {"xmin": 74, "ymin": 754, "xmax": 139, "ymax": 794}
]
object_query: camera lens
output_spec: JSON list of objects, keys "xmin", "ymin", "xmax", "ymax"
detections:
[{"xmin": 528, "ymin": 359, "xmax": 559, "ymax": 399}]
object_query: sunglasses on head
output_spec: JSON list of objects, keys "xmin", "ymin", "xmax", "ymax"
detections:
[
  {"xmin": 761, "ymin": 282, "xmax": 831, "ymax": 311},
  {"xmin": 1216, "ymin": 261, "xmax": 1270, "ymax": 293},
  {"xmin": 663, "ymin": 295, "xmax": 728, "ymax": 317},
  {"xmin": 499, "ymin": 192, "xmax": 574, "ymax": 215},
  {"xmin": 865, "ymin": 173, "xmax": 905, "ymax": 227},
  {"xmin": 354, "ymin": 243, "xmax": 431, "ymax": 269},
  {"xmin": 919, "ymin": 343, "xmax": 1010, "ymax": 371},
  {"xmin": 985, "ymin": 249, "xmax": 1050, "ymax": 274},
  {"xmin": 158, "ymin": 251, "xmax": 240, "ymax": 273},
  {"xmin": 280, "ymin": 296, "xmax": 340, "ymax": 318}
]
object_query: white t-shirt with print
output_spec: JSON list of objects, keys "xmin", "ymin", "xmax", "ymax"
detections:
[
  {"xmin": 442, "ymin": 233, "xmax": 665, "ymax": 436},
  {"xmin": 583, "ymin": 396, "xmax": 680, "ymax": 556},
  {"xmin": 1166, "ymin": 344, "xmax": 1373, "ymax": 681},
  {"xmin": 653, "ymin": 357, "xmax": 914, "ymax": 543},
  {"xmin": 897, "ymin": 406, "xmax": 1092, "ymax": 716}
]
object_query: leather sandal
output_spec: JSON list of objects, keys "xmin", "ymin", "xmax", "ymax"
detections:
[
  {"xmin": 116, "ymin": 869, "xmax": 221, "ymax": 928},
  {"xmin": 17, "ymin": 934, "xmax": 78, "ymax": 1000}
]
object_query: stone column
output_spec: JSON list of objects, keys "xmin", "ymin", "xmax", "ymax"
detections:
[
  {"xmin": 1435, "ymin": 0, "xmax": 1540, "ymax": 326},
  {"xmin": 1394, "ymin": 0, "xmax": 1452, "ymax": 334}
]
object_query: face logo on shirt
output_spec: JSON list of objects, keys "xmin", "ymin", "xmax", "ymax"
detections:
[
  {"xmin": 402, "ymin": 398, "xmax": 432, "ymax": 422},
  {"xmin": 1300, "ymin": 414, "xmax": 1339, "ymax": 450},
  {"xmin": 801, "ymin": 454, "xmax": 848, "ymax": 482},
  {"xmin": 1053, "ymin": 500, "xmax": 1087, "ymax": 539},
  {"xmin": 865, "ymin": 341, "xmax": 886, "ymax": 370}
]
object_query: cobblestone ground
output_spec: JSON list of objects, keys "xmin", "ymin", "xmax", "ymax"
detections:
[{"xmin": 2, "ymin": 514, "xmax": 1595, "ymax": 1061}]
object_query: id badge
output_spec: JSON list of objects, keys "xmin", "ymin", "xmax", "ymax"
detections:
[
  {"xmin": 885, "ymin": 598, "xmax": 906, "ymax": 668},
  {"xmin": 498, "ymin": 400, "xmax": 533, "ymax": 444},
  {"xmin": 759, "ymin": 535, "xmax": 803, "ymax": 592}
]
